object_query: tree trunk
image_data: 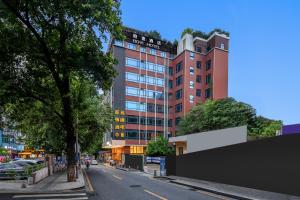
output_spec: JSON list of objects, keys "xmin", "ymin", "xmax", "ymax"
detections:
[{"xmin": 61, "ymin": 73, "xmax": 76, "ymax": 182}]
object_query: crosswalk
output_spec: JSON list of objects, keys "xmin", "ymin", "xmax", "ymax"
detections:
[{"xmin": 12, "ymin": 192, "xmax": 89, "ymax": 200}]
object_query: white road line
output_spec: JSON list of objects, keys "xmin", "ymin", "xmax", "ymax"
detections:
[
  {"xmin": 113, "ymin": 174, "xmax": 122, "ymax": 180},
  {"xmin": 13, "ymin": 193, "xmax": 86, "ymax": 198},
  {"xmin": 144, "ymin": 189, "xmax": 168, "ymax": 200},
  {"xmin": 33, "ymin": 198, "xmax": 88, "ymax": 200}
]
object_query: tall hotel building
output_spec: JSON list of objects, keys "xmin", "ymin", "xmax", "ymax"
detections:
[{"xmin": 103, "ymin": 27, "xmax": 229, "ymax": 161}]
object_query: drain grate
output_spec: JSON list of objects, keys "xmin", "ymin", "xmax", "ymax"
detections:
[{"xmin": 130, "ymin": 185, "xmax": 142, "ymax": 188}]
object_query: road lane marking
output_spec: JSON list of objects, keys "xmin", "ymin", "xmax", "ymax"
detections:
[
  {"xmin": 144, "ymin": 189, "xmax": 168, "ymax": 200},
  {"xmin": 13, "ymin": 193, "xmax": 86, "ymax": 198},
  {"xmin": 113, "ymin": 174, "xmax": 122, "ymax": 180},
  {"xmin": 33, "ymin": 198, "xmax": 88, "ymax": 200},
  {"xmin": 83, "ymin": 169, "xmax": 94, "ymax": 192}
]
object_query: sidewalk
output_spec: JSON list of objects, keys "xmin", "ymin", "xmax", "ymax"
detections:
[
  {"xmin": 164, "ymin": 176, "xmax": 300, "ymax": 200},
  {"xmin": 0, "ymin": 170, "xmax": 85, "ymax": 193}
]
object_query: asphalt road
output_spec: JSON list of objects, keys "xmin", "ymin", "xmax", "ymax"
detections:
[{"xmin": 86, "ymin": 164, "xmax": 233, "ymax": 200}]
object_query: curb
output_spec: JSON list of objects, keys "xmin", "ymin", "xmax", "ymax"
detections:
[{"xmin": 169, "ymin": 180, "xmax": 252, "ymax": 200}]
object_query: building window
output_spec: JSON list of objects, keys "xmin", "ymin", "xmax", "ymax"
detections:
[
  {"xmin": 126, "ymin": 72, "xmax": 139, "ymax": 82},
  {"xmin": 196, "ymin": 61, "xmax": 201, "ymax": 69},
  {"xmin": 196, "ymin": 75, "xmax": 201, "ymax": 83},
  {"xmin": 206, "ymin": 74, "xmax": 211, "ymax": 84},
  {"xmin": 189, "ymin": 81, "xmax": 194, "ymax": 89},
  {"xmin": 150, "ymin": 48, "xmax": 156, "ymax": 55},
  {"xmin": 140, "ymin": 47, "xmax": 146, "ymax": 52},
  {"xmin": 128, "ymin": 43, "xmax": 136, "ymax": 50},
  {"xmin": 206, "ymin": 60, "xmax": 211, "ymax": 71},
  {"xmin": 160, "ymin": 51, "xmax": 166, "ymax": 57},
  {"xmin": 176, "ymin": 62, "xmax": 182, "ymax": 73},
  {"xmin": 168, "ymin": 67, "xmax": 173, "ymax": 76},
  {"xmin": 190, "ymin": 52, "xmax": 195, "ymax": 60},
  {"xmin": 126, "ymin": 101, "xmax": 146, "ymax": 112},
  {"xmin": 189, "ymin": 95, "xmax": 194, "ymax": 103},
  {"xmin": 175, "ymin": 89, "xmax": 182, "ymax": 100},
  {"xmin": 190, "ymin": 67, "xmax": 194, "ymax": 75},
  {"xmin": 196, "ymin": 46, "xmax": 201, "ymax": 53},
  {"xmin": 126, "ymin": 116, "xmax": 139, "ymax": 124},
  {"xmin": 126, "ymin": 87, "xmax": 139, "ymax": 97},
  {"xmin": 168, "ymin": 80, "xmax": 173, "ymax": 89},
  {"xmin": 176, "ymin": 75, "xmax": 183, "ymax": 86},
  {"xmin": 175, "ymin": 117, "xmax": 181, "ymax": 126},
  {"xmin": 220, "ymin": 43, "xmax": 225, "ymax": 49},
  {"xmin": 168, "ymin": 119, "xmax": 173, "ymax": 127},
  {"xmin": 205, "ymin": 88, "xmax": 211, "ymax": 99},
  {"xmin": 196, "ymin": 89, "xmax": 201, "ymax": 97},
  {"xmin": 170, "ymin": 54, "xmax": 175, "ymax": 59},
  {"xmin": 114, "ymin": 40, "xmax": 123, "ymax": 47},
  {"xmin": 157, "ymin": 64, "xmax": 165, "ymax": 73},
  {"xmin": 126, "ymin": 57, "xmax": 139, "ymax": 68},
  {"xmin": 175, "ymin": 103, "xmax": 182, "ymax": 113}
]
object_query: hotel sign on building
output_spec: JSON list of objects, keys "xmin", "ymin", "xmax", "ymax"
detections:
[{"xmin": 123, "ymin": 28, "xmax": 177, "ymax": 53}]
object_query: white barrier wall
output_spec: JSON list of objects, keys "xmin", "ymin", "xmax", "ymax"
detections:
[
  {"xmin": 33, "ymin": 167, "xmax": 49, "ymax": 184},
  {"xmin": 187, "ymin": 126, "xmax": 247, "ymax": 153}
]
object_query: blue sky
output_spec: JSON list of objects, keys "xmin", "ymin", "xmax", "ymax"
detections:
[{"xmin": 119, "ymin": 0, "xmax": 300, "ymax": 125}]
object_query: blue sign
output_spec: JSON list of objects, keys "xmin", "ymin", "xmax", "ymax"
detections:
[{"xmin": 160, "ymin": 157, "xmax": 166, "ymax": 176}]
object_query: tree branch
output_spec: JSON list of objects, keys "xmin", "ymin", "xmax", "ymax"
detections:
[{"xmin": 2, "ymin": 0, "xmax": 63, "ymax": 96}]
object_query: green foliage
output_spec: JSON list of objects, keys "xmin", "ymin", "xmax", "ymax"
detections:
[
  {"xmin": 147, "ymin": 30, "xmax": 162, "ymax": 39},
  {"xmin": 146, "ymin": 136, "xmax": 175, "ymax": 157},
  {"xmin": 178, "ymin": 98, "xmax": 281, "ymax": 138},
  {"xmin": 178, "ymin": 98, "xmax": 256, "ymax": 135},
  {"xmin": 0, "ymin": 0, "xmax": 123, "ymax": 180},
  {"xmin": 249, "ymin": 116, "xmax": 282, "ymax": 138},
  {"xmin": 0, "ymin": 147, "xmax": 8, "ymax": 156},
  {"xmin": 181, "ymin": 28, "xmax": 194, "ymax": 38},
  {"xmin": 181, "ymin": 27, "xmax": 230, "ymax": 39}
]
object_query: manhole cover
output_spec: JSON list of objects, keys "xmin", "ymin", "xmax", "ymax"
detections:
[{"xmin": 130, "ymin": 185, "xmax": 141, "ymax": 188}]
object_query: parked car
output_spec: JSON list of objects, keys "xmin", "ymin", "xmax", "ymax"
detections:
[
  {"xmin": 91, "ymin": 160, "xmax": 98, "ymax": 165},
  {"xmin": 109, "ymin": 159, "xmax": 116, "ymax": 166},
  {"xmin": 0, "ymin": 163, "xmax": 25, "ymax": 180},
  {"xmin": 11, "ymin": 160, "xmax": 34, "ymax": 167}
]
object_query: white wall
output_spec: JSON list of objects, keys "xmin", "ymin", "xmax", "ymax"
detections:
[
  {"xmin": 177, "ymin": 33, "xmax": 194, "ymax": 55},
  {"xmin": 187, "ymin": 126, "xmax": 247, "ymax": 153}
]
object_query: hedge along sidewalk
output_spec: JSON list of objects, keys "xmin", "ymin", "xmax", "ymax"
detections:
[{"xmin": 0, "ymin": 169, "xmax": 85, "ymax": 193}]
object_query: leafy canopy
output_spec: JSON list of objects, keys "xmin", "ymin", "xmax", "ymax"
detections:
[
  {"xmin": 178, "ymin": 97, "xmax": 282, "ymax": 138},
  {"xmin": 0, "ymin": 0, "xmax": 123, "ymax": 181},
  {"xmin": 146, "ymin": 137, "xmax": 174, "ymax": 157}
]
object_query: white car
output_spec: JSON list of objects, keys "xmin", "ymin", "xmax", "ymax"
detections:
[{"xmin": 91, "ymin": 160, "xmax": 98, "ymax": 165}]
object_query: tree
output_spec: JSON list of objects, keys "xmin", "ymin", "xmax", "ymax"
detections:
[
  {"xmin": 0, "ymin": 0, "xmax": 123, "ymax": 181},
  {"xmin": 249, "ymin": 116, "xmax": 282, "ymax": 138},
  {"xmin": 146, "ymin": 137, "xmax": 174, "ymax": 157},
  {"xmin": 147, "ymin": 30, "xmax": 161, "ymax": 39},
  {"xmin": 178, "ymin": 98, "xmax": 282, "ymax": 138},
  {"xmin": 178, "ymin": 98, "xmax": 256, "ymax": 135},
  {"xmin": 181, "ymin": 28, "xmax": 193, "ymax": 38}
]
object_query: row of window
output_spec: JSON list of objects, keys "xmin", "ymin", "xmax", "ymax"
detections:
[
  {"xmin": 125, "ymin": 101, "xmax": 165, "ymax": 113},
  {"xmin": 126, "ymin": 72, "xmax": 165, "ymax": 87},
  {"xmin": 126, "ymin": 116, "xmax": 165, "ymax": 126},
  {"xmin": 126, "ymin": 87, "xmax": 164, "ymax": 100},
  {"xmin": 168, "ymin": 74, "xmax": 209, "ymax": 89},
  {"xmin": 115, "ymin": 40, "xmax": 174, "ymax": 58},
  {"xmin": 174, "ymin": 60, "xmax": 211, "ymax": 74},
  {"xmin": 126, "ymin": 57, "xmax": 166, "ymax": 73},
  {"xmin": 121, "ymin": 130, "xmax": 164, "ymax": 140}
]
